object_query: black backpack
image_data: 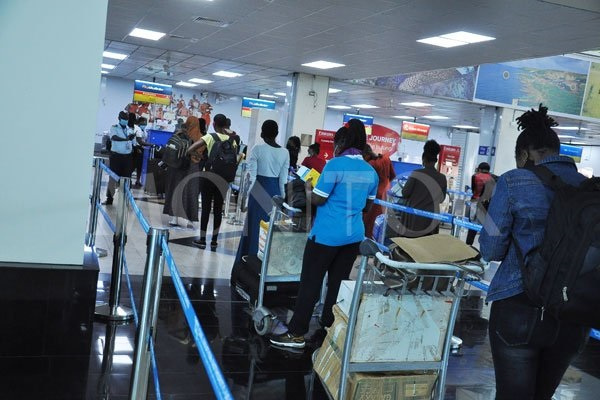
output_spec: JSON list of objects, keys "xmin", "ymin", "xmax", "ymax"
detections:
[
  {"xmin": 285, "ymin": 178, "xmax": 307, "ymax": 209},
  {"xmin": 515, "ymin": 165, "xmax": 600, "ymax": 327},
  {"xmin": 163, "ymin": 131, "xmax": 192, "ymax": 169},
  {"xmin": 206, "ymin": 133, "xmax": 238, "ymax": 182}
]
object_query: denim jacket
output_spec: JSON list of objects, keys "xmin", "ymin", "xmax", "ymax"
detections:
[{"xmin": 480, "ymin": 155, "xmax": 586, "ymax": 302}]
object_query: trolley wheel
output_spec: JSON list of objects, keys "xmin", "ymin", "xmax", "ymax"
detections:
[{"xmin": 253, "ymin": 315, "xmax": 272, "ymax": 336}]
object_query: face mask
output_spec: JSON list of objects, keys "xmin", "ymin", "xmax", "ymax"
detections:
[
  {"xmin": 119, "ymin": 119, "xmax": 128, "ymax": 127},
  {"xmin": 139, "ymin": 125, "xmax": 147, "ymax": 130}
]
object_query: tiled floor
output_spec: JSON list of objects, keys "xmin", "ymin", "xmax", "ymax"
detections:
[{"xmin": 5, "ymin": 176, "xmax": 599, "ymax": 399}]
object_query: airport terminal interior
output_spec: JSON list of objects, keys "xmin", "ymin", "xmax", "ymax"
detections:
[{"xmin": 3, "ymin": 0, "xmax": 600, "ymax": 399}]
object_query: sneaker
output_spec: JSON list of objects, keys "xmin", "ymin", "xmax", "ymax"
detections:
[
  {"xmin": 193, "ymin": 238, "xmax": 206, "ymax": 249},
  {"xmin": 270, "ymin": 332, "xmax": 305, "ymax": 349}
]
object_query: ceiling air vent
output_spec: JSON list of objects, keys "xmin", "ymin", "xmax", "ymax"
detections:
[{"xmin": 192, "ymin": 16, "xmax": 230, "ymax": 28}]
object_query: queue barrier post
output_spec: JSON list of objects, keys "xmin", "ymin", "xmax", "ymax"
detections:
[
  {"xmin": 129, "ymin": 227, "xmax": 169, "ymax": 400},
  {"xmin": 95, "ymin": 176, "xmax": 135, "ymax": 323},
  {"xmin": 228, "ymin": 162, "xmax": 247, "ymax": 226},
  {"xmin": 86, "ymin": 158, "xmax": 103, "ymax": 248}
]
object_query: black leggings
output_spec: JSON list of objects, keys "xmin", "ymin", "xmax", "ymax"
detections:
[
  {"xmin": 489, "ymin": 293, "xmax": 589, "ymax": 400},
  {"xmin": 200, "ymin": 179, "xmax": 224, "ymax": 240},
  {"xmin": 288, "ymin": 239, "xmax": 360, "ymax": 336}
]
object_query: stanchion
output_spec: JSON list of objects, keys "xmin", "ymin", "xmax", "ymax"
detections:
[
  {"xmin": 129, "ymin": 227, "xmax": 169, "ymax": 400},
  {"xmin": 96, "ymin": 177, "xmax": 135, "ymax": 322},
  {"xmin": 223, "ymin": 186, "xmax": 232, "ymax": 219},
  {"xmin": 87, "ymin": 158, "xmax": 108, "ymax": 257},
  {"xmin": 228, "ymin": 163, "xmax": 247, "ymax": 226}
]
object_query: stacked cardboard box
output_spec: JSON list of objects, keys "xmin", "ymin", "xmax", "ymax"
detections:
[{"xmin": 314, "ymin": 305, "xmax": 438, "ymax": 400}]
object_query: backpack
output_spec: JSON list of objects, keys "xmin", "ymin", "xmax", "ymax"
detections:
[
  {"xmin": 206, "ymin": 133, "xmax": 238, "ymax": 182},
  {"xmin": 515, "ymin": 165, "xmax": 600, "ymax": 327},
  {"xmin": 285, "ymin": 178, "xmax": 307, "ymax": 209},
  {"xmin": 163, "ymin": 131, "xmax": 192, "ymax": 169}
]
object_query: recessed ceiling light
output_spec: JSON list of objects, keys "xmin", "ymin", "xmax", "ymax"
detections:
[
  {"xmin": 328, "ymin": 105, "xmax": 352, "ymax": 110},
  {"xmin": 423, "ymin": 115, "xmax": 449, "ymax": 120},
  {"xmin": 558, "ymin": 134, "xmax": 580, "ymax": 139},
  {"xmin": 400, "ymin": 102, "xmax": 432, "ymax": 107},
  {"xmin": 101, "ymin": 70, "xmax": 109, "ymax": 74},
  {"xmin": 128, "ymin": 28, "xmax": 166, "ymax": 41},
  {"xmin": 393, "ymin": 115, "xmax": 414, "ymax": 119},
  {"xmin": 101, "ymin": 63, "xmax": 116, "ymax": 70},
  {"xmin": 213, "ymin": 70, "xmax": 243, "ymax": 78},
  {"xmin": 286, "ymin": 81, "xmax": 292, "ymax": 87},
  {"xmin": 453, "ymin": 125, "xmax": 479, "ymax": 129},
  {"xmin": 274, "ymin": 92, "xmax": 286, "ymax": 96},
  {"xmin": 564, "ymin": 141, "xmax": 587, "ymax": 145},
  {"xmin": 188, "ymin": 78, "xmax": 213, "ymax": 84},
  {"xmin": 351, "ymin": 104, "xmax": 379, "ymax": 109},
  {"xmin": 328, "ymin": 88, "xmax": 342, "ymax": 94},
  {"xmin": 418, "ymin": 31, "xmax": 495, "ymax": 48},
  {"xmin": 301, "ymin": 60, "xmax": 345, "ymax": 69},
  {"xmin": 176, "ymin": 81, "xmax": 197, "ymax": 87},
  {"xmin": 103, "ymin": 51, "xmax": 128, "ymax": 60},
  {"xmin": 260, "ymin": 94, "xmax": 278, "ymax": 99},
  {"xmin": 555, "ymin": 126, "xmax": 588, "ymax": 131}
]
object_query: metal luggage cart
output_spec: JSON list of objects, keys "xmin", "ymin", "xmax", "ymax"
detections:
[
  {"xmin": 314, "ymin": 239, "xmax": 485, "ymax": 400},
  {"xmin": 238, "ymin": 195, "xmax": 310, "ymax": 336}
]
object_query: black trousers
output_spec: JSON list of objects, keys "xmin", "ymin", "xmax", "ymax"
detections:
[
  {"xmin": 288, "ymin": 239, "xmax": 360, "ymax": 336},
  {"xmin": 489, "ymin": 293, "xmax": 589, "ymax": 400},
  {"xmin": 200, "ymin": 179, "xmax": 225, "ymax": 240},
  {"xmin": 106, "ymin": 152, "xmax": 133, "ymax": 199},
  {"xmin": 132, "ymin": 147, "xmax": 143, "ymax": 184}
]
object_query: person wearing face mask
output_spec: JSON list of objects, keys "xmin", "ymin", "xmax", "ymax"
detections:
[
  {"xmin": 301, "ymin": 143, "xmax": 326, "ymax": 173},
  {"xmin": 104, "ymin": 110, "xmax": 136, "ymax": 205},
  {"xmin": 480, "ymin": 105, "xmax": 589, "ymax": 400},
  {"xmin": 132, "ymin": 116, "xmax": 149, "ymax": 188}
]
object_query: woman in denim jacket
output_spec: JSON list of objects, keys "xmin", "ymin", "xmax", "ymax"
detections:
[{"xmin": 480, "ymin": 105, "xmax": 589, "ymax": 400}]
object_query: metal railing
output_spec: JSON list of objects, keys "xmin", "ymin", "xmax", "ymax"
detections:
[{"xmin": 87, "ymin": 157, "xmax": 234, "ymax": 400}]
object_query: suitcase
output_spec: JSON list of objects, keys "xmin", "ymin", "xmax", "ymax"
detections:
[
  {"xmin": 145, "ymin": 158, "xmax": 166, "ymax": 196},
  {"xmin": 231, "ymin": 255, "xmax": 298, "ymax": 308}
]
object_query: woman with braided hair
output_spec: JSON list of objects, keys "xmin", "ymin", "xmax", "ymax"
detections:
[{"xmin": 480, "ymin": 104, "xmax": 589, "ymax": 400}]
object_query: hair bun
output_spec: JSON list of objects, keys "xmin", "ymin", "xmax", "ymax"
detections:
[{"xmin": 424, "ymin": 139, "xmax": 441, "ymax": 156}]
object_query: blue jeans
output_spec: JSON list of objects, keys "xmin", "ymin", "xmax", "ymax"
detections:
[{"xmin": 489, "ymin": 293, "xmax": 589, "ymax": 400}]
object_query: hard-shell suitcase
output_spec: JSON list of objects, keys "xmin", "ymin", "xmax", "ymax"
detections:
[{"xmin": 145, "ymin": 158, "xmax": 166, "ymax": 196}]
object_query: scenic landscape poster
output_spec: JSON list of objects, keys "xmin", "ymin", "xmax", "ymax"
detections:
[
  {"xmin": 474, "ymin": 55, "xmax": 590, "ymax": 116},
  {"xmin": 582, "ymin": 62, "xmax": 600, "ymax": 119}
]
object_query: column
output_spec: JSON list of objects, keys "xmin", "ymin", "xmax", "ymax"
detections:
[{"xmin": 491, "ymin": 107, "xmax": 521, "ymax": 175}]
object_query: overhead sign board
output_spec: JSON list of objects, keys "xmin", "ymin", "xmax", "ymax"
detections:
[
  {"xmin": 401, "ymin": 121, "xmax": 430, "ymax": 142},
  {"xmin": 343, "ymin": 113, "xmax": 374, "ymax": 135},
  {"xmin": 560, "ymin": 144, "xmax": 583, "ymax": 163},
  {"xmin": 133, "ymin": 80, "xmax": 172, "ymax": 105},
  {"xmin": 241, "ymin": 97, "xmax": 276, "ymax": 118}
]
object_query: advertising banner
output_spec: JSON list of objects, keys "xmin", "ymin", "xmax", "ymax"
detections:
[
  {"xmin": 438, "ymin": 145, "xmax": 461, "ymax": 177},
  {"xmin": 133, "ymin": 80, "xmax": 172, "ymax": 105},
  {"xmin": 560, "ymin": 144, "xmax": 583, "ymax": 163},
  {"xmin": 367, "ymin": 124, "xmax": 401, "ymax": 156},
  {"xmin": 241, "ymin": 97, "xmax": 276, "ymax": 118},
  {"xmin": 401, "ymin": 121, "xmax": 430, "ymax": 142},
  {"xmin": 343, "ymin": 113, "xmax": 374, "ymax": 135},
  {"xmin": 315, "ymin": 129, "xmax": 336, "ymax": 160}
]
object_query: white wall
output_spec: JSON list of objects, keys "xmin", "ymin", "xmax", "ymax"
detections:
[
  {"xmin": 0, "ymin": 0, "xmax": 108, "ymax": 265},
  {"xmin": 576, "ymin": 146, "xmax": 600, "ymax": 176}
]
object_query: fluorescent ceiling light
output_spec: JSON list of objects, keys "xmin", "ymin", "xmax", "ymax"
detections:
[
  {"xmin": 260, "ymin": 94, "xmax": 278, "ymax": 99},
  {"xmin": 286, "ymin": 81, "xmax": 292, "ymax": 87},
  {"xmin": 189, "ymin": 78, "xmax": 213, "ymax": 84},
  {"xmin": 128, "ymin": 28, "xmax": 166, "ymax": 41},
  {"xmin": 558, "ymin": 134, "xmax": 580, "ymax": 139},
  {"xmin": 328, "ymin": 105, "xmax": 352, "ymax": 110},
  {"xmin": 101, "ymin": 63, "xmax": 116, "ymax": 70},
  {"xmin": 176, "ymin": 81, "xmax": 197, "ymax": 87},
  {"xmin": 423, "ymin": 115, "xmax": 449, "ymax": 120},
  {"xmin": 351, "ymin": 104, "xmax": 379, "ymax": 109},
  {"xmin": 213, "ymin": 70, "xmax": 243, "ymax": 78},
  {"xmin": 328, "ymin": 88, "xmax": 342, "ymax": 94},
  {"xmin": 301, "ymin": 60, "xmax": 345, "ymax": 69},
  {"xmin": 418, "ymin": 31, "xmax": 495, "ymax": 48},
  {"xmin": 103, "ymin": 51, "xmax": 128, "ymax": 60},
  {"xmin": 273, "ymin": 92, "xmax": 286, "ymax": 96},
  {"xmin": 564, "ymin": 141, "xmax": 587, "ymax": 145},
  {"xmin": 554, "ymin": 126, "xmax": 588, "ymax": 131},
  {"xmin": 101, "ymin": 70, "xmax": 109, "ymax": 74},
  {"xmin": 453, "ymin": 125, "xmax": 479, "ymax": 129},
  {"xmin": 441, "ymin": 31, "xmax": 495, "ymax": 44},
  {"xmin": 393, "ymin": 115, "xmax": 414, "ymax": 119},
  {"xmin": 401, "ymin": 102, "xmax": 432, "ymax": 107}
]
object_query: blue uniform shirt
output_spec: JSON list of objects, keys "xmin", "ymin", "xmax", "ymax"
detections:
[
  {"xmin": 110, "ymin": 124, "xmax": 134, "ymax": 154},
  {"xmin": 310, "ymin": 155, "xmax": 378, "ymax": 246}
]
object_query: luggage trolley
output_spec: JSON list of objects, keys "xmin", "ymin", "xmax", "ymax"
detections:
[
  {"xmin": 314, "ymin": 239, "xmax": 485, "ymax": 400},
  {"xmin": 235, "ymin": 195, "xmax": 309, "ymax": 336}
]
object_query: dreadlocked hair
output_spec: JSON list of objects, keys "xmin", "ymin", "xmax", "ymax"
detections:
[{"xmin": 515, "ymin": 104, "xmax": 560, "ymax": 156}]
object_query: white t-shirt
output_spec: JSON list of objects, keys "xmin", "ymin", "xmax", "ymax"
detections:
[{"xmin": 248, "ymin": 143, "xmax": 290, "ymax": 195}]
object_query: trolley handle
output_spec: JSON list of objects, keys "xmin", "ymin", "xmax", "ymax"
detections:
[
  {"xmin": 374, "ymin": 252, "xmax": 485, "ymax": 274},
  {"xmin": 272, "ymin": 195, "xmax": 302, "ymax": 213}
]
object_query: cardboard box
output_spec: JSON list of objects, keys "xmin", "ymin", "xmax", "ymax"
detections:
[
  {"xmin": 314, "ymin": 305, "xmax": 437, "ymax": 400},
  {"xmin": 336, "ymin": 281, "xmax": 452, "ymax": 363}
]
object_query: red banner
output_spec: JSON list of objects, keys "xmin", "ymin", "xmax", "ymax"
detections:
[
  {"xmin": 368, "ymin": 124, "xmax": 401, "ymax": 156},
  {"xmin": 438, "ymin": 145, "xmax": 461, "ymax": 177},
  {"xmin": 315, "ymin": 129, "xmax": 336, "ymax": 160},
  {"xmin": 401, "ymin": 121, "xmax": 430, "ymax": 142}
]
